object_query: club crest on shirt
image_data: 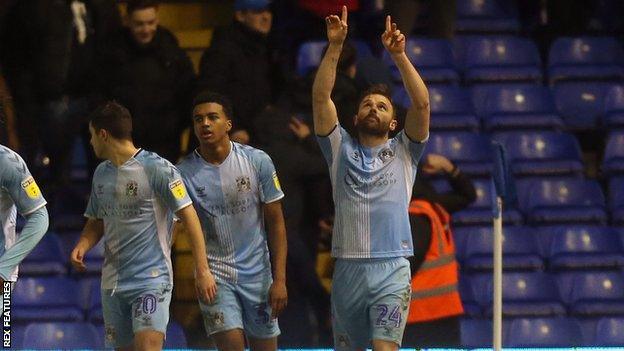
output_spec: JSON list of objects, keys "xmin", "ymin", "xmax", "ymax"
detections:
[
  {"xmin": 195, "ymin": 186, "xmax": 207, "ymax": 197},
  {"xmin": 125, "ymin": 180, "xmax": 138, "ymax": 197},
  {"xmin": 236, "ymin": 176, "xmax": 251, "ymax": 192},
  {"xmin": 378, "ymin": 148, "xmax": 395, "ymax": 163}
]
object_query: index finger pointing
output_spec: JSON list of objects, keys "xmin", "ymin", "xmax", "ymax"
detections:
[
  {"xmin": 341, "ymin": 5, "xmax": 348, "ymax": 23},
  {"xmin": 385, "ymin": 15, "xmax": 391, "ymax": 32}
]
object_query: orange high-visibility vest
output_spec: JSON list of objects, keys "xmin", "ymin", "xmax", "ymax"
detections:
[{"xmin": 407, "ymin": 200, "xmax": 464, "ymax": 323}]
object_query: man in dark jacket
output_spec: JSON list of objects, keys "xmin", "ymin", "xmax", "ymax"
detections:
[
  {"xmin": 1, "ymin": 0, "xmax": 120, "ymax": 193},
  {"xmin": 197, "ymin": 0, "xmax": 278, "ymax": 145},
  {"xmin": 97, "ymin": 0, "xmax": 194, "ymax": 162}
]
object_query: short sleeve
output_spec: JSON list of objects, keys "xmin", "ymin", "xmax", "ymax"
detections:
[
  {"xmin": 84, "ymin": 185, "xmax": 100, "ymax": 219},
  {"xmin": 253, "ymin": 151, "xmax": 285, "ymax": 204},
  {"xmin": 150, "ymin": 162, "xmax": 193, "ymax": 213},
  {"xmin": 396, "ymin": 130, "xmax": 428, "ymax": 165},
  {"xmin": 315, "ymin": 124, "xmax": 346, "ymax": 166},
  {"xmin": 1, "ymin": 152, "xmax": 46, "ymax": 215}
]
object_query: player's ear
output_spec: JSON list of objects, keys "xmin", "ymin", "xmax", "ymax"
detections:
[{"xmin": 226, "ymin": 119, "xmax": 233, "ymax": 132}]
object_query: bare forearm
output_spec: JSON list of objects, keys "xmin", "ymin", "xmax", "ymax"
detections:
[
  {"xmin": 312, "ymin": 43, "xmax": 342, "ymax": 101},
  {"xmin": 177, "ymin": 207, "xmax": 210, "ymax": 275},
  {"xmin": 265, "ymin": 205, "xmax": 287, "ymax": 282},
  {"xmin": 78, "ymin": 219, "xmax": 104, "ymax": 251},
  {"xmin": 393, "ymin": 53, "xmax": 429, "ymax": 110}
]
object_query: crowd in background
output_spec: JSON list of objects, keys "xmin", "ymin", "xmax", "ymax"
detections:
[{"xmin": 0, "ymin": 0, "xmax": 623, "ymax": 346}]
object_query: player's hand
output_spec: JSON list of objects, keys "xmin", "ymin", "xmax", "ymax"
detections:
[
  {"xmin": 326, "ymin": 5, "xmax": 348, "ymax": 45},
  {"xmin": 288, "ymin": 117, "xmax": 311, "ymax": 140},
  {"xmin": 422, "ymin": 153, "xmax": 454, "ymax": 175},
  {"xmin": 268, "ymin": 280, "xmax": 287, "ymax": 319},
  {"xmin": 195, "ymin": 269, "xmax": 217, "ymax": 304},
  {"xmin": 70, "ymin": 244, "xmax": 88, "ymax": 272},
  {"xmin": 231, "ymin": 129, "xmax": 250, "ymax": 144},
  {"xmin": 382, "ymin": 15, "xmax": 406, "ymax": 56}
]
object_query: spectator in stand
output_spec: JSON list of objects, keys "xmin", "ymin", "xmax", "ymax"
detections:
[
  {"xmin": 97, "ymin": 0, "xmax": 194, "ymax": 162},
  {"xmin": 197, "ymin": 0, "xmax": 279, "ymax": 145}
]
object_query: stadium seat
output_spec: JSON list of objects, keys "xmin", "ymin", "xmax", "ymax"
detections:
[
  {"xmin": 396, "ymin": 86, "xmax": 479, "ymax": 131},
  {"xmin": 70, "ymin": 138, "xmax": 88, "ymax": 181},
  {"xmin": 482, "ymin": 86, "xmax": 564, "ymax": 131},
  {"xmin": 20, "ymin": 232, "xmax": 67, "ymax": 276},
  {"xmin": 85, "ymin": 279, "xmax": 103, "ymax": 323},
  {"xmin": 165, "ymin": 321, "xmax": 188, "ymax": 348},
  {"xmin": 296, "ymin": 41, "xmax": 325, "ymax": 77},
  {"xmin": 451, "ymin": 179, "xmax": 523, "ymax": 226},
  {"xmin": 424, "ymin": 132, "xmax": 492, "ymax": 176},
  {"xmin": 553, "ymin": 81, "xmax": 614, "ymax": 129},
  {"xmin": 9, "ymin": 325, "xmax": 25, "ymax": 350},
  {"xmin": 547, "ymin": 225, "xmax": 624, "ymax": 270},
  {"xmin": 609, "ymin": 177, "xmax": 624, "ymax": 225},
  {"xmin": 22, "ymin": 322, "xmax": 101, "ymax": 349},
  {"xmin": 383, "ymin": 39, "xmax": 458, "ymax": 84},
  {"xmin": 13, "ymin": 277, "xmax": 83, "ymax": 322},
  {"xmin": 51, "ymin": 183, "xmax": 90, "ymax": 231},
  {"xmin": 460, "ymin": 318, "xmax": 493, "ymax": 348},
  {"xmin": 456, "ymin": 0, "xmax": 519, "ymax": 34},
  {"xmin": 565, "ymin": 272, "xmax": 624, "ymax": 316},
  {"xmin": 470, "ymin": 82, "xmax": 539, "ymax": 118},
  {"xmin": 480, "ymin": 273, "xmax": 566, "ymax": 317},
  {"xmin": 458, "ymin": 276, "xmax": 481, "ymax": 317},
  {"xmin": 604, "ymin": 85, "xmax": 624, "ymax": 129},
  {"xmin": 548, "ymin": 37, "xmax": 624, "ymax": 84},
  {"xmin": 464, "ymin": 37, "xmax": 542, "ymax": 84},
  {"xmin": 516, "ymin": 178, "xmax": 608, "ymax": 225},
  {"xmin": 595, "ymin": 317, "xmax": 624, "ymax": 346},
  {"xmin": 493, "ymin": 131, "xmax": 584, "ymax": 177},
  {"xmin": 603, "ymin": 131, "xmax": 624, "ymax": 177},
  {"xmin": 506, "ymin": 317, "xmax": 584, "ymax": 347},
  {"xmin": 461, "ymin": 226, "xmax": 542, "ymax": 271}
]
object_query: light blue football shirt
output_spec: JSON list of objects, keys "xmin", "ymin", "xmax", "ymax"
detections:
[
  {"xmin": 0, "ymin": 145, "xmax": 47, "ymax": 280},
  {"xmin": 178, "ymin": 142, "xmax": 284, "ymax": 284},
  {"xmin": 85, "ymin": 149, "xmax": 192, "ymax": 291},
  {"xmin": 317, "ymin": 125, "xmax": 427, "ymax": 259}
]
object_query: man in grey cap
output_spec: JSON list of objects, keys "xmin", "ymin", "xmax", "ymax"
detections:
[{"xmin": 197, "ymin": 0, "xmax": 276, "ymax": 145}]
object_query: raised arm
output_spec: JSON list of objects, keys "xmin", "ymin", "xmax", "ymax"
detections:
[
  {"xmin": 312, "ymin": 6, "xmax": 348, "ymax": 136},
  {"xmin": 382, "ymin": 16, "xmax": 430, "ymax": 141}
]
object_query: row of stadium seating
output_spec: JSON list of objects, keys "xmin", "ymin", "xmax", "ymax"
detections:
[
  {"xmin": 7, "ymin": 321, "xmax": 186, "ymax": 349},
  {"xmin": 461, "ymin": 317, "xmax": 624, "ymax": 348},
  {"xmin": 394, "ymin": 83, "xmax": 624, "ymax": 131},
  {"xmin": 298, "ymin": 36, "xmax": 624, "ymax": 85}
]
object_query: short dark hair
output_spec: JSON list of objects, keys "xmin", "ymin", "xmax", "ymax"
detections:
[
  {"xmin": 126, "ymin": 0, "xmax": 158, "ymax": 15},
  {"xmin": 322, "ymin": 41, "xmax": 357, "ymax": 73},
  {"xmin": 358, "ymin": 83, "xmax": 393, "ymax": 107},
  {"xmin": 192, "ymin": 91, "xmax": 234, "ymax": 120},
  {"xmin": 89, "ymin": 101, "xmax": 133, "ymax": 140}
]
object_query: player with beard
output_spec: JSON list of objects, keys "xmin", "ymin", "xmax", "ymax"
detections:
[{"xmin": 312, "ymin": 7, "xmax": 430, "ymax": 351}]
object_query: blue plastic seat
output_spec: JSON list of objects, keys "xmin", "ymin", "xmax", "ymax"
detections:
[
  {"xmin": 604, "ymin": 85, "xmax": 624, "ymax": 129},
  {"xmin": 424, "ymin": 132, "xmax": 492, "ymax": 176},
  {"xmin": 565, "ymin": 272, "xmax": 624, "ymax": 316},
  {"xmin": 517, "ymin": 178, "xmax": 607, "ymax": 225},
  {"xmin": 548, "ymin": 37, "xmax": 624, "ymax": 84},
  {"xmin": 506, "ymin": 317, "xmax": 584, "ymax": 347},
  {"xmin": 8, "ymin": 325, "xmax": 25, "ymax": 349},
  {"xmin": 429, "ymin": 86, "xmax": 479, "ymax": 131},
  {"xmin": 603, "ymin": 131, "xmax": 624, "ymax": 177},
  {"xmin": 296, "ymin": 41, "xmax": 326, "ymax": 77},
  {"xmin": 595, "ymin": 317, "xmax": 624, "ymax": 346},
  {"xmin": 480, "ymin": 273, "xmax": 565, "ymax": 317},
  {"xmin": 13, "ymin": 277, "xmax": 83, "ymax": 322},
  {"xmin": 553, "ymin": 82, "xmax": 614, "ymax": 130},
  {"xmin": 456, "ymin": 0, "xmax": 519, "ymax": 34},
  {"xmin": 458, "ymin": 276, "xmax": 481, "ymax": 317},
  {"xmin": 164, "ymin": 321, "xmax": 188, "ymax": 348},
  {"xmin": 23, "ymin": 322, "xmax": 101, "ymax": 349},
  {"xmin": 465, "ymin": 36, "xmax": 542, "ymax": 84},
  {"xmin": 470, "ymin": 82, "xmax": 539, "ymax": 118},
  {"xmin": 493, "ymin": 131, "xmax": 584, "ymax": 177},
  {"xmin": 483, "ymin": 86, "xmax": 564, "ymax": 131},
  {"xmin": 21, "ymin": 232, "xmax": 67, "ymax": 276},
  {"xmin": 609, "ymin": 177, "xmax": 624, "ymax": 225},
  {"xmin": 461, "ymin": 226, "xmax": 542, "ymax": 271},
  {"xmin": 547, "ymin": 225, "xmax": 624, "ymax": 270},
  {"xmin": 460, "ymin": 318, "xmax": 493, "ymax": 348},
  {"xmin": 451, "ymin": 179, "xmax": 523, "ymax": 226},
  {"xmin": 382, "ymin": 38, "xmax": 459, "ymax": 84}
]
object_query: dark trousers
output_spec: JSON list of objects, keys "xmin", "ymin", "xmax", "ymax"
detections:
[{"xmin": 402, "ymin": 315, "xmax": 461, "ymax": 348}]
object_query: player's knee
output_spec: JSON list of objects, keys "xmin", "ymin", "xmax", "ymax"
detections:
[
  {"xmin": 212, "ymin": 329, "xmax": 246, "ymax": 351},
  {"xmin": 248, "ymin": 336, "xmax": 277, "ymax": 351},
  {"xmin": 371, "ymin": 339, "xmax": 399, "ymax": 351},
  {"xmin": 134, "ymin": 330, "xmax": 164, "ymax": 351}
]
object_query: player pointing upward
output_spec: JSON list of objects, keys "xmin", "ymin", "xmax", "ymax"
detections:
[{"xmin": 312, "ymin": 6, "xmax": 430, "ymax": 350}]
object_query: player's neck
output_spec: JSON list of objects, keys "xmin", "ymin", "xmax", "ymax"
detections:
[
  {"xmin": 358, "ymin": 132, "xmax": 388, "ymax": 148},
  {"xmin": 198, "ymin": 138, "xmax": 231, "ymax": 165},
  {"xmin": 107, "ymin": 140, "xmax": 139, "ymax": 167}
]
